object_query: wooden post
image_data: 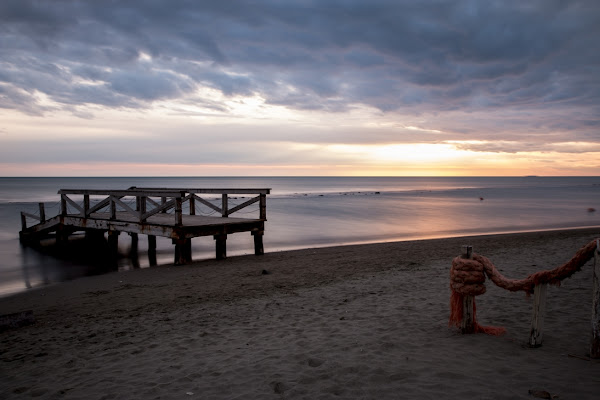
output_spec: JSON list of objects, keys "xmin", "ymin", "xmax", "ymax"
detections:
[
  {"xmin": 130, "ymin": 232, "xmax": 139, "ymax": 268},
  {"xmin": 39, "ymin": 203, "xmax": 46, "ymax": 222},
  {"xmin": 259, "ymin": 194, "xmax": 266, "ymax": 220},
  {"xmin": 20, "ymin": 212, "xmax": 27, "ymax": 231},
  {"xmin": 252, "ymin": 230, "xmax": 264, "ymax": 255},
  {"xmin": 214, "ymin": 234, "xmax": 227, "ymax": 260},
  {"xmin": 173, "ymin": 238, "xmax": 192, "ymax": 265},
  {"xmin": 591, "ymin": 240, "xmax": 600, "ymax": 358},
  {"xmin": 161, "ymin": 196, "xmax": 167, "ymax": 213},
  {"xmin": 107, "ymin": 230, "xmax": 119, "ymax": 270},
  {"xmin": 222, "ymin": 194, "xmax": 228, "ymax": 217},
  {"xmin": 175, "ymin": 196, "xmax": 183, "ymax": 226},
  {"xmin": 148, "ymin": 235, "xmax": 157, "ymax": 266},
  {"xmin": 110, "ymin": 196, "xmax": 117, "ymax": 220},
  {"xmin": 83, "ymin": 195, "xmax": 89, "ymax": 217},
  {"xmin": 461, "ymin": 245, "xmax": 475, "ymax": 334},
  {"xmin": 61, "ymin": 194, "xmax": 67, "ymax": 216},
  {"xmin": 139, "ymin": 196, "xmax": 147, "ymax": 221},
  {"xmin": 529, "ymin": 283, "xmax": 548, "ymax": 347},
  {"xmin": 189, "ymin": 196, "xmax": 196, "ymax": 215}
]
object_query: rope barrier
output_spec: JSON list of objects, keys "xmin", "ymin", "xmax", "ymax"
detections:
[{"xmin": 449, "ymin": 239, "xmax": 599, "ymax": 335}]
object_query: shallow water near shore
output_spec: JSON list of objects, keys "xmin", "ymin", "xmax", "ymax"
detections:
[{"xmin": 1, "ymin": 176, "xmax": 599, "ymax": 297}]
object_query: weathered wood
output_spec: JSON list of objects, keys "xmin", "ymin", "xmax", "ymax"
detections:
[
  {"xmin": 591, "ymin": 240, "xmax": 600, "ymax": 358},
  {"xmin": 215, "ymin": 234, "xmax": 227, "ymax": 260},
  {"xmin": 21, "ymin": 187, "xmax": 269, "ymax": 263},
  {"xmin": 20, "ymin": 212, "xmax": 27, "ymax": 231},
  {"xmin": 189, "ymin": 196, "xmax": 196, "ymax": 215},
  {"xmin": 259, "ymin": 194, "xmax": 267, "ymax": 220},
  {"xmin": 82, "ymin": 195, "xmax": 89, "ymax": 217},
  {"xmin": 148, "ymin": 235, "xmax": 157, "ymax": 266},
  {"xmin": 39, "ymin": 202, "xmax": 46, "ymax": 222},
  {"xmin": 173, "ymin": 238, "xmax": 192, "ymax": 265},
  {"xmin": 460, "ymin": 245, "xmax": 475, "ymax": 334},
  {"xmin": 222, "ymin": 194, "xmax": 229, "ymax": 217},
  {"xmin": 529, "ymin": 283, "xmax": 548, "ymax": 347},
  {"xmin": 252, "ymin": 230, "xmax": 264, "ymax": 255},
  {"xmin": 175, "ymin": 196, "xmax": 183, "ymax": 225}
]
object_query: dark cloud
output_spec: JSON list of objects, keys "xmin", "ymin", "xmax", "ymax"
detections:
[{"xmin": 0, "ymin": 0, "xmax": 598, "ymax": 141}]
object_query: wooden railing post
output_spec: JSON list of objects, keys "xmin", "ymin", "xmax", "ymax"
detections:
[
  {"xmin": 591, "ymin": 240, "xmax": 600, "ymax": 358},
  {"xmin": 189, "ymin": 195, "xmax": 196, "ymax": 215},
  {"xmin": 529, "ymin": 283, "xmax": 548, "ymax": 347},
  {"xmin": 60, "ymin": 194, "xmax": 67, "ymax": 216},
  {"xmin": 139, "ymin": 196, "xmax": 147, "ymax": 221},
  {"xmin": 39, "ymin": 202, "xmax": 46, "ymax": 222},
  {"xmin": 175, "ymin": 196, "xmax": 183, "ymax": 225},
  {"xmin": 259, "ymin": 194, "xmax": 266, "ymax": 220},
  {"xmin": 461, "ymin": 245, "xmax": 475, "ymax": 334},
  {"xmin": 221, "ymin": 194, "xmax": 228, "ymax": 217},
  {"xmin": 110, "ymin": 196, "xmax": 117, "ymax": 220},
  {"xmin": 161, "ymin": 196, "xmax": 167, "ymax": 213},
  {"xmin": 20, "ymin": 212, "xmax": 27, "ymax": 231},
  {"xmin": 83, "ymin": 195, "xmax": 89, "ymax": 217}
]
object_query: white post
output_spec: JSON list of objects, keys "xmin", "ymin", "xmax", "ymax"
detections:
[{"xmin": 529, "ymin": 283, "xmax": 548, "ymax": 347}]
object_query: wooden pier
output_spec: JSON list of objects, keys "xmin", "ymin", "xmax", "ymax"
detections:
[{"xmin": 19, "ymin": 187, "xmax": 270, "ymax": 265}]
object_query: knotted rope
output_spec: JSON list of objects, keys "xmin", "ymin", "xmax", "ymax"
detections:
[{"xmin": 449, "ymin": 238, "xmax": 599, "ymax": 335}]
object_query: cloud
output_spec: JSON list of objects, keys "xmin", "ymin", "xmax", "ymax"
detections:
[{"xmin": 0, "ymin": 0, "xmax": 599, "ymax": 175}]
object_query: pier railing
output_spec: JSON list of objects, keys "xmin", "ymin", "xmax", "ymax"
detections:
[{"xmin": 21, "ymin": 188, "xmax": 270, "ymax": 230}]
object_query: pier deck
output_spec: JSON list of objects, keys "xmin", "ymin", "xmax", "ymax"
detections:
[{"xmin": 20, "ymin": 188, "xmax": 270, "ymax": 265}]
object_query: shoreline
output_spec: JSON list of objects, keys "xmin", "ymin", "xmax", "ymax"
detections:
[{"xmin": 1, "ymin": 227, "xmax": 600, "ymax": 399}]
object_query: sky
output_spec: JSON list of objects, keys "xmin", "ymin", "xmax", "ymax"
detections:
[{"xmin": 1, "ymin": 0, "xmax": 599, "ymax": 177}]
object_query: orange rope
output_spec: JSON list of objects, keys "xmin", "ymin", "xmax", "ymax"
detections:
[{"xmin": 449, "ymin": 238, "xmax": 599, "ymax": 335}]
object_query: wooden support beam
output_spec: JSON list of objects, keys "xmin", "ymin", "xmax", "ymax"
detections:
[
  {"xmin": 148, "ymin": 235, "xmax": 157, "ymax": 266},
  {"xmin": 591, "ymin": 240, "xmax": 600, "ymax": 358},
  {"xmin": 173, "ymin": 238, "xmax": 192, "ymax": 265},
  {"xmin": 214, "ymin": 234, "xmax": 227, "ymax": 260},
  {"xmin": 130, "ymin": 232, "xmax": 140, "ymax": 269},
  {"xmin": 529, "ymin": 283, "xmax": 548, "ymax": 347},
  {"xmin": 252, "ymin": 230, "xmax": 264, "ymax": 255},
  {"xmin": 20, "ymin": 212, "xmax": 27, "ymax": 231},
  {"xmin": 460, "ymin": 245, "xmax": 475, "ymax": 334}
]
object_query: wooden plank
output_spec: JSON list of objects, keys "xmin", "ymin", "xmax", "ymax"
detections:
[
  {"xmin": 591, "ymin": 240, "xmax": 600, "ymax": 358},
  {"xmin": 529, "ymin": 283, "xmax": 548, "ymax": 347},
  {"xmin": 132, "ymin": 188, "xmax": 271, "ymax": 195}
]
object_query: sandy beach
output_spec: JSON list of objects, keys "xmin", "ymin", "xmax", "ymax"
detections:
[{"xmin": 1, "ymin": 228, "xmax": 600, "ymax": 399}]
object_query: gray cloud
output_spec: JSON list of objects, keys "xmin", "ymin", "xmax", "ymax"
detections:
[{"xmin": 0, "ymin": 0, "xmax": 599, "ymax": 150}]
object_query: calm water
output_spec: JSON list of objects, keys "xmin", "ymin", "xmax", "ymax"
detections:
[{"xmin": 1, "ymin": 176, "xmax": 599, "ymax": 297}]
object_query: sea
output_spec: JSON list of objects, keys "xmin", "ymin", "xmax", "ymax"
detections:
[{"xmin": 1, "ymin": 176, "xmax": 599, "ymax": 297}]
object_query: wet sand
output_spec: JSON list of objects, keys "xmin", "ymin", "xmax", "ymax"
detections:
[{"xmin": 1, "ymin": 228, "xmax": 600, "ymax": 399}]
